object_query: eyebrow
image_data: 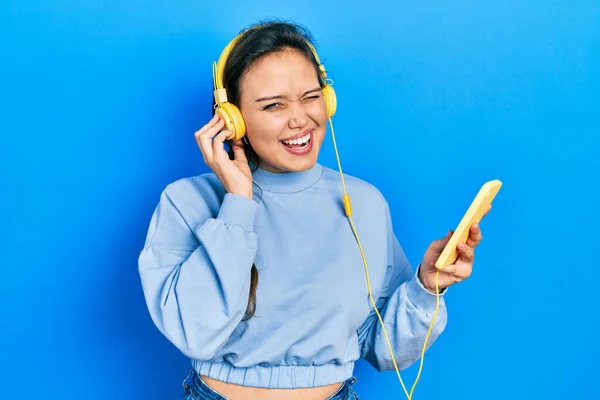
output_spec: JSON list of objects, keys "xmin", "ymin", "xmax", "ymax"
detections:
[{"xmin": 255, "ymin": 87, "xmax": 321, "ymax": 102}]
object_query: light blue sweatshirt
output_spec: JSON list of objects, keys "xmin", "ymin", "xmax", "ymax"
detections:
[{"xmin": 138, "ymin": 163, "xmax": 447, "ymax": 389}]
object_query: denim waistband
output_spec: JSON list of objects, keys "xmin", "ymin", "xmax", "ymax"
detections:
[{"xmin": 182, "ymin": 369, "xmax": 357, "ymax": 400}]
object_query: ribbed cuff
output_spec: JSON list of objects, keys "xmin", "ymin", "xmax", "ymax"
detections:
[
  {"xmin": 216, "ymin": 193, "xmax": 258, "ymax": 231},
  {"xmin": 406, "ymin": 263, "xmax": 447, "ymax": 315}
]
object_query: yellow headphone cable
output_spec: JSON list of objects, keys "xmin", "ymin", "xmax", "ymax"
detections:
[
  {"xmin": 212, "ymin": 29, "xmax": 440, "ymax": 399},
  {"xmin": 329, "ymin": 116, "xmax": 441, "ymax": 400}
]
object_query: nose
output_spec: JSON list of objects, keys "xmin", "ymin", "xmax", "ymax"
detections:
[{"xmin": 288, "ymin": 101, "xmax": 308, "ymax": 129}]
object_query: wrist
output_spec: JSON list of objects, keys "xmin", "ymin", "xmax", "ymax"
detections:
[
  {"xmin": 418, "ymin": 264, "xmax": 438, "ymax": 294},
  {"xmin": 227, "ymin": 188, "xmax": 253, "ymax": 200},
  {"xmin": 235, "ymin": 192, "xmax": 253, "ymax": 200}
]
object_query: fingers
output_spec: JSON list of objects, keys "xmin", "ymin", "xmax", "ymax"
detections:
[
  {"xmin": 442, "ymin": 262, "xmax": 472, "ymax": 281},
  {"xmin": 212, "ymin": 129, "xmax": 233, "ymax": 164},
  {"xmin": 441, "ymin": 242, "xmax": 474, "ymax": 280},
  {"xmin": 428, "ymin": 229, "xmax": 454, "ymax": 254},
  {"xmin": 195, "ymin": 114, "xmax": 222, "ymax": 138},
  {"xmin": 194, "ymin": 115, "xmax": 225, "ymax": 165},
  {"xmin": 441, "ymin": 229, "xmax": 453, "ymax": 244},
  {"xmin": 466, "ymin": 223, "xmax": 483, "ymax": 247},
  {"xmin": 457, "ymin": 242, "xmax": 474, "ymax": 263},
  {"xmin": 478, "ymin": 204, "xmax": 492, "ymax": 224},
  {"xmin": 231, "ymin": 139, "xmax": 248, "ymax": 163},
  {"xmin": 484, "ymin": 204, "xmax": 492, "ymax": 217}
]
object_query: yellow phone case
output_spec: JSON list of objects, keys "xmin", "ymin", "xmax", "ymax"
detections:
[{"xmin": 435, "ymin": 179, "xmax": 502, "ymax": 270}]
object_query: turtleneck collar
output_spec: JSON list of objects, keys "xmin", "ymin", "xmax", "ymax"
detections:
[{"xmin": 251, "ymin": 163, "xmax": 324, "ymax": 194}]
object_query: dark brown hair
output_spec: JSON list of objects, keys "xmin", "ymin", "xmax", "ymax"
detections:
[{"xmin": 218, "ymin": 20, "xmax": 325, "ymax": 319}]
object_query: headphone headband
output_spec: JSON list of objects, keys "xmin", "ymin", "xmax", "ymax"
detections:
[
  {"xmin": 212, "ymin": 29, "xmax": 328, "ymax": 102},
  {"xmin": 211, "ymin": 26, "xmax": 336, "ymax": 141}
]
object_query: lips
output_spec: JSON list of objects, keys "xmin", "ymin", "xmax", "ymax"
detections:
[
  {"xmin": 281, "ymin": 131, "xmax": 312, "ymax": 147},
  {"xmin": 281, "ymin": 129, "xmax": 313, "ymax": 143},
  {"xmin": 280, "ymin": 130, "xmax": 314, "ymax": 155}
]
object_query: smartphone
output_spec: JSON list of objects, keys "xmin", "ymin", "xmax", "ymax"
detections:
[{"xmin": 435, "ymin": 179, "xmax": 502, "ymax": 270}]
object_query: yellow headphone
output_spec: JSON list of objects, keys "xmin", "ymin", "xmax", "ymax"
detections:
[
  {"xmin": 212, "ymin": 28, "xmax": 442, "ymax": 400},
  {"xmin": 212, "ymin": 30, "xmax": 337, "ymax": 141}
]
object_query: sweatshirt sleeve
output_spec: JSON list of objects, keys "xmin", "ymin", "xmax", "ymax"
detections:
[
  {"xmin": 138, "ymin": 189, "xmax": 259, "ymax": 360},
  {"xmin": 357, "ymin": 200, "xmax": 448, "ymax": 372}
]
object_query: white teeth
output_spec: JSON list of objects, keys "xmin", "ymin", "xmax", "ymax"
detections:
[{"xmin": 283, "ymin": 131, "xmax": 312, "ymax": 145}]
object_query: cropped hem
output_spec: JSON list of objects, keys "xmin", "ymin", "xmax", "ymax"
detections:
[{"xmin": 192, "ymin": 360, "xmax": 354, "ymax": 389}]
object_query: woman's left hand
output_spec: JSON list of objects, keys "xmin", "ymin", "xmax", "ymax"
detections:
[{"xmin": 418, "ymin": 205, "xmax": 491, "ymax": 293}]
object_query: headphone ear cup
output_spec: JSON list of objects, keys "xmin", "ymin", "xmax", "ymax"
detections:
[
  {"xmin": 322, "ymin": 85, "xmax": 337, "ymax": 118},
  {"xmin": 216, "ymin": 103, "xmax": 247, "ymax": 141}
]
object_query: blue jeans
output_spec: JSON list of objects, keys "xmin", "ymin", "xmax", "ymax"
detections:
[{"xmin": 181, "ymin": 369, "xmax": 359, "ymax": 400}]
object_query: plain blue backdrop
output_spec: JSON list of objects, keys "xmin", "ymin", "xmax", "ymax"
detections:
[{"xmin": 1, "ymin": 1, "xmax": 599, "ymax": 399}]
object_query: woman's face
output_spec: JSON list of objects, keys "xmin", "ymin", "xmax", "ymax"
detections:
[{"xmin": 238, "ymin": 49, "xmax": 328, "ymax": 173}]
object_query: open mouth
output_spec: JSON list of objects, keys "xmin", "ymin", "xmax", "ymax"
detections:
[{"xmin": 281, "ymin": 131, "xmax": 312, "ymax": 149}]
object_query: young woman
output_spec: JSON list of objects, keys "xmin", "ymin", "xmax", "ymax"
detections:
[{"xmin": 138, "ymin": 20, "xmax": 486, "ymax": 400}]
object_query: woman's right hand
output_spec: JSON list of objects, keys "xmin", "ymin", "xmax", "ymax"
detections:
[{"xmin": 195, "ymin": 114, "xmax": 253, "ymax": 199}]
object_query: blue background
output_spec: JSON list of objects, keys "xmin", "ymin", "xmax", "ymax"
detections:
[{"xmin": 2, "ymin": 1, "xmax": 599, "ymax": 399}]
